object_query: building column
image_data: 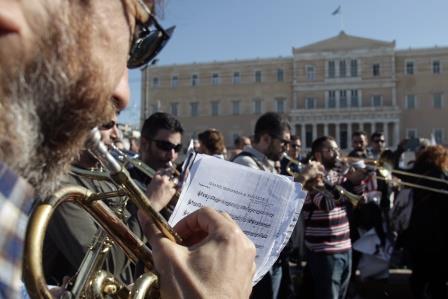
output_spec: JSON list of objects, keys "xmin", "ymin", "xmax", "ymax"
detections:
[
  {"xmin": 383, "ymin": 122, "xmax": 389, "ymax": 147},
  {"xmin": 347, "ymin": 122, "xmax": 352, "ymax": 144},
  {"xmin": 312, "ymin": 123, "xmax": 317, "ymax": 142},
  {"xmin": 359, "ymin": 122, "xmax": 364, "ymax": 132},
  {"xmin": 394, "ymin": 121, "xmax": 400, "ymax": 148},
  {"xmin": 301, "ymin": 124, "xmax": 306, "ymax": 148},
  {"xmin": 324, "ymin": 123, "xmax": 329, "ymax": 136},
  {"xmin": 371, "ymin": 122, "xmax": 376, "ymax": 134},
  {"xmin": 335, "ymin": 123, "xmax": 341, "ymax": 145}
]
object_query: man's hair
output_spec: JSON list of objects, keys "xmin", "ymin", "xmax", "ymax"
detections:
[
  {"xmin": 311, "ymin": 136, "xmax": 335, "ymax": 156},
  {"xmin": 141, "ymin": 112, "xmax": 183, "ymax": 139},
  {"xmin": 370, "ymin": 131, "xmax": 384, "ymax": 141},
  {"xmin": 352, "ymin": 131, "xmax": 367, "ymax": 139},
  {"xmin": 198, "ymin": 129, "xmax": 225, "ymax": 155},
  {"xmin": 254, "ymin": 112, "xmax": 290, "ymax": 143},
  {"xmin": 290, "ymin": 135, "xmax": 300, "ymax": 142}
]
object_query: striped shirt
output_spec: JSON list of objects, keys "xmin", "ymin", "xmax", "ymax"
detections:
[
  {"xmin": 302, "ymin": 169, "xmax": 351, "ymax": 253},
  {"xmin": 0, "ymin": 162, "xmax": 34, "ymax": 298}
]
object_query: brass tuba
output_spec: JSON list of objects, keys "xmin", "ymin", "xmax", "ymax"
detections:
[{"xmin": 23, "ymin": 128, "xmax": 182, "ymax": 298}]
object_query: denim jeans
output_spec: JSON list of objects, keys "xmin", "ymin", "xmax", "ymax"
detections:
[{"xmin": 307, "ymin": 250, "xmax": 352, "ymax": 299}]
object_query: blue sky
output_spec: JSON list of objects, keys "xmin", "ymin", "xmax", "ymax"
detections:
[{"xmin": 120, "ymin": 0, "xmax": 448, "ymax": 126}]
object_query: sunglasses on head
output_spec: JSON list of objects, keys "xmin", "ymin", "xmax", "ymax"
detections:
[
  {"xmin": 150, "ymin": 139, "xmax": 182, "ymax": 153},
  {"xmin": 99, "ymin": 120, "xmax": 117, "ymax": 130},
  {"xmin": 127, "ymin": 0, "xmax": 175, "ymax": 69}
]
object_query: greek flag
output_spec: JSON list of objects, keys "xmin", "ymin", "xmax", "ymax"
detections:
[{"xmin": 332, "ymin": 5, "xmax": 341, "ymax": 15}]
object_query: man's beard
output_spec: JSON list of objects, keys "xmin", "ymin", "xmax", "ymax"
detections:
[
  {"xmin": 322, "ymin": 158, "xmax": 337, "ymax": 170},
  {"xmin": 266, "ymin": 142, "xmax": 283, "ymax": 162},
  {"xmin": 0, "ymin": 7, "xmax": 115, "ymax": 196}
]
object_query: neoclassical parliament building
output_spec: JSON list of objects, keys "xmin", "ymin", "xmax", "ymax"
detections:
[{"xmin": 141, "ymin": 32, "xmax": 447, "ymax": 150}]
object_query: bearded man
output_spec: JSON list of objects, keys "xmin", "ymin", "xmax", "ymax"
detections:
[{"xmin": 0, "ymin": 1, "xmax": 255, "ymax": 298}]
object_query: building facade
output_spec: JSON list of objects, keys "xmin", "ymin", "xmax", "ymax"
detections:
[{"xmin": 141, "ymin": 32, "xmax": 448, "ymax": 150}]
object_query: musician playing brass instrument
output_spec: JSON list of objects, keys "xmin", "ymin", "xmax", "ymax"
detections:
[
  {"xmin": 302, "ymin": 136, "xmax": 368, "ymax": 299},
  {"xmin": 0, "ymin": 0, "xmax": 256, "ymax": 298},
  {"xmin": 43, "ymin": 114, "xmax": 146, "ymax": 286}
]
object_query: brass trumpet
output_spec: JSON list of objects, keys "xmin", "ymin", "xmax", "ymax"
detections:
[
  {"xmin": 281, "ymin": 154, "xmax": 364, "ymax": 207},
  {"xmin": 23, "ymin": 129, "xmax": 181, "ymax": 298}
]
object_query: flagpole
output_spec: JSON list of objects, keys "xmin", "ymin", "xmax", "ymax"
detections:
[{"xmin": 340, "ymin": 8, "xmax": 344, "ymax": 31}]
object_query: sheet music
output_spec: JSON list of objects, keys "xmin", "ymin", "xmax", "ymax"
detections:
[{"xmin": 169, "ymin": 154, "xmax": 306, "ymax": 283}]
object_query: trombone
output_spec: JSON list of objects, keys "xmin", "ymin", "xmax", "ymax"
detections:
[
  {"xmin": 344, "ymin": 157, "xmax": 448, "ymax": 195},
  {"xmin": 23, "ymin": 128, "xmax": 182, "ymax": 299}
]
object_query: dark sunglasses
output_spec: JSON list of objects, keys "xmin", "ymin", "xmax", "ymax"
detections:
[
  {"xmin": 99, "ymin": 120, "xmax": 117, "ymax": 131},
  {"xmin": 127, "ymin": 0, "xmax": 175, "ymax": 69},
  {"xmin": 151, "ymin": 139, "xmax": 182, "ymax": 153}
]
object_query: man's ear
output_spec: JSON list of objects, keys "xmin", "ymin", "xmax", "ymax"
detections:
[
  {"xmin": 260, "ymin": 134, "xmax": 271, "ymax": 146},
  {"xmin": 140, "ymin": 137, "xmax": 149, "ymax": 150}
]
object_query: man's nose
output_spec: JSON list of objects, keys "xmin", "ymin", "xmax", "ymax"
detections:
[{"xmin": 112, "ymin": 69, "xmax": 130, "ymax": 110}]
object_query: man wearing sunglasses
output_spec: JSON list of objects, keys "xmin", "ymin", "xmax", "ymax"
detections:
[
  {"xmin": 370, "ymin": 131, "xmax": 387, "ymax": 160},
  {"xmin": 132, "ymin": 112, "xmax": 184, "ymax": 186},
  {"xmin": 232, "ymin": 112, "xmax": 292, "ymax": 298},
  {"xmin": 0, "ymin": 1, "xmax": 256, "ymax": 298}
]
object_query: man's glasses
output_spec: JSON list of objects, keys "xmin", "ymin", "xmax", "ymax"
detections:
[
  {"xmin": 321, "ymin": 147, "xmax": 340, "ymax": 155},
  {"xmin": 127, "ymin": 0, "xmax": 175, "ymax": 69},
  {"xmin": 99, "ymin": 120, "xmax": 117, "ymax": 131},
  {"xmin": 270, "ymin": 135, "xmax": 290, "ymax": 146},
  {"xmin": 151, "ymin": 139, "xmax": 182, "ymax": 153}
]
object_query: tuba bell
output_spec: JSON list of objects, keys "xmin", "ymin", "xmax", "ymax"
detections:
[{"xmin": 23, "ymin": 128, "xmax": 181, "ymax": 298}]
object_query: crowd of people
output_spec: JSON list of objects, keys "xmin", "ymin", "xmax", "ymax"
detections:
[{"xmin": 1, "ymin": 1, "xmax": 447, "ymax": 299}]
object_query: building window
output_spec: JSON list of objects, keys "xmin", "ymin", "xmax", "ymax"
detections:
[
  {"xmin": 212, "ymin": 73, "xmax": 220, "ymax": 85},
  {"xmin": 211, "ymin": 101, "xmax": 220, "ymax": 116},
  {"xmin": 233, "ymin": 72, "xmax": 240, "ymax": 84},
  {"xmin": 406, "ymin": 128, "xmax": 418, "ymax": 139},
  {"xmin": 433, "ymin": 129, "xmax": 444, "ymax": 144},
  {"xmin": 275, "ymin": 98, "xmax": 286, "ymax": 113},
  {"xmin": 253, "ymin": 98, "xmax": 262, "ymax": 114},
  {"xmin": 350, "ymin": 90, "xmax": 359, "ymax": 107},
  {"xmin": 339, "ymin": 90, "xmax": 348, "ymax": 108},
  {"xmin": 350, "ymin": 60, "xmax": 358, "ymax": 77},
  {"xmin": 405, "ymin": 95, "xmax": 416, "ymax": 109},
  {"xmin": 255, "ymin": 71, "xmax": 262, "ymax": 83},
  {"xmin": 372, "ymin": 64, "xmax": 380, "ymax": 76},
  {"xmin": 405, "ymin": 61, "xmax": 415, "ymax": 75},
  {"xmin": 433, "ymin": 60, "xmax": 441, "ymax": 74},
  {"xmin": 191, "ymin": 74, "xmax": 199, "ymax": 87},
  {"xmin": 339, "ymin": 60, "xmax": 346, "ymax": 77},
  {"xmin": 152, "ymin": 77, "xmax": 159, "ymax": 87},
  {"xmin": 328, "ymin": 90, "xmax": 336, "ymax": 108},
  {"xmin": 171, "ymin": 76, "xmax": 178, "ymax": 88},
  {"xmin": 328, "ymin": 60, "xmax": 336, "ymax": 78},
  {"xmin": 190, "ymin": 102, "xmax": 199, "ymax": 117},
  {"xmin": 306, "ymin": 65, "xmax": 315, "ymax": 81},
  {"xmin": 305, "ymin": 97, "xmax": 315, "ymax": 109},
  {"xmin": 372, "ymin": 95, "xmax": 382, "ymax": 107},
  {"xmin": 232, "ymin": 100, "xmax": 240, "ymax": 115},
  {"xmin": 170, "ymin": 102, "xmax": 179, "ymax": 116},
  {"xmin": 433, "ymin": 93, "xmax": 443, "ymax": 109},
  {"xmin": 276, "ymin": 69, "xmax": 284, "ymax": 82}
]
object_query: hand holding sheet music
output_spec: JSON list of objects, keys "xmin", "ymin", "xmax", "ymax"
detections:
[{"xmin": 169, "ymin": 154, "xmax": 307, "ymax": 283}]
